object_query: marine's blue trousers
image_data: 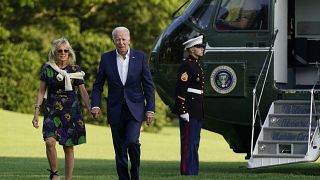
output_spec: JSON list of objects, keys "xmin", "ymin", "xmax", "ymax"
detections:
[{"xmin": 179, "ymin": 117, "xmax": 202, "ymax": 176}]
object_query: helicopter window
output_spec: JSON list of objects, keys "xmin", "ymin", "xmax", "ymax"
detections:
[
  {"xmin": 189, "ymin": 0, "xmax": 218, "ymax": 30},
  {"xmin": 297, "ymin": 22, "xmax": 320, "ymax": 36},
  {"xmin": 215, "ymin": 0, "xmax": 269, "ymax": 30}
]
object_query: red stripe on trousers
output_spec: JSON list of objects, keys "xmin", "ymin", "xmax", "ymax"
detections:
[{"xmin": 182, "ymin": 123, "xmax": 189, "ymax": 174}]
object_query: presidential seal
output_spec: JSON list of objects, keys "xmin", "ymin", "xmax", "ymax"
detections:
[{"xmin": 210, "ymin": 65, "xmax": 237, "ymax": 94}]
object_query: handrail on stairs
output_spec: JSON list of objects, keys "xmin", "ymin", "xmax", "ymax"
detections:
[
  {"xmin": 308, "ymin": 89, "xmax": 315, "ymax": 151},
  {"xmin": 308, "ymin": 62, "xmax": 320, "ymax": 151},
  {"xmin": 250, "ymin": 29, "xmax": 278, "ymax": 156}
]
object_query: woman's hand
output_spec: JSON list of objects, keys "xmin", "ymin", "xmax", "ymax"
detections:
[
  {"xmin": 32, "ymin": 115, "xmax": 39, "ymax": 128},
  {"xmin": 33, "ymin": 81, "xmax": 46, "ymax": 129}
]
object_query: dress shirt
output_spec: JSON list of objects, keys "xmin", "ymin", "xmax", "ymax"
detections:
[{"xmin": 116, "ymin": 49, "xmax": 130, "ymax": 85}]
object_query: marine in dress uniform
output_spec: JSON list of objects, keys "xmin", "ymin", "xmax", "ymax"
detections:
[{"xmin": 174, "ymin": 35, "xmax": 205, "ymax": 176}]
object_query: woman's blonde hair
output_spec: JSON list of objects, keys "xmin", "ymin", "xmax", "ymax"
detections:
[{"xmin": 48, "ymin": 37, "xmax": 76, "ymax": 65}]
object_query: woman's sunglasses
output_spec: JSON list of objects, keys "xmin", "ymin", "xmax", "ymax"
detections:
[{"xmin": 57, "ymin": 49, "xmax": 69, "ymax": 53}]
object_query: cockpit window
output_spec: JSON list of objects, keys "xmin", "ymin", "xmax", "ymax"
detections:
[
  {"xmin": 215, "ymin": 0, "xmax": 269, "ymax": 31},
  {"xmin": 189, "ymin": 0, "xmax": 218, "ymax": 30}
]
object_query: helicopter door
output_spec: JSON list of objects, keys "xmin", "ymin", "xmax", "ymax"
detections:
[{"xmin": 290, "ymin": 0, "xmax": 320, "ymax": 88}]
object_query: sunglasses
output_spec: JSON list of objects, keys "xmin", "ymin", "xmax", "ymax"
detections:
[
  {"xmin": 193, "ymin": 44, "xmax": 206, "ymax": 48},
  {"xmin": 57, "ymin": 49, "xmax": 69, "ymax": 53}
]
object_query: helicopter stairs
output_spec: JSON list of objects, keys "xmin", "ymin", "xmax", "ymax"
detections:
[{"xmin": 248, "ymin": 100, "xmax": 320, "ymax": 168}]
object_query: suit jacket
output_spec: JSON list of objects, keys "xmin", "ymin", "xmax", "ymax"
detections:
[{"xmin": 91, "ymin": 49, "xmax": 155, "ymax": 124}]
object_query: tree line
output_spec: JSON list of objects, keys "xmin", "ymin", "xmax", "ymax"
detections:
[{"xmin": 0, "ymin": 0, "xmax": 188, "ymax": 132}]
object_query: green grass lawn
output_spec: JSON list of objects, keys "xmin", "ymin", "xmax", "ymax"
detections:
[{"xmin": 1, "ymin": 109, "xmax": 320, "ymax": 179}]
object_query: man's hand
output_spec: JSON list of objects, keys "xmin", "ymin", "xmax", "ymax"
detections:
[
  {"xmin": 91, "ymin": 107, "xmax": 101, "ymax": 119},
  {"xmin": 180, "ymin": 113, "xmax": 189, "ymax": 122},
  {"xmin": 145, "ymin": 111, "xmax": 154, "ymax": 126}
]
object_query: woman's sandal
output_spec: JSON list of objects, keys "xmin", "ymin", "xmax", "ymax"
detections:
[{"xmin": 47, "ymin": 169, "xmax": 59, "ymax": 180}]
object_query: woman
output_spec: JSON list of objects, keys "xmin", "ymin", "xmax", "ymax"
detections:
[{"xmin": 32, "ymin": 37, "xmax": 90, "ymax": 180}]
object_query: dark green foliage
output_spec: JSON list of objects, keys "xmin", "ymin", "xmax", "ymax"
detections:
[
  {"xmin": 0, "ymin": 42, "xmax": 41, "ymax": 113},
  {"xmin": 0, "ymin": 0, "xmax": 188, "ymax": 132}
]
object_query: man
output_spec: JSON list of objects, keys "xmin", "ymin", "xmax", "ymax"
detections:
[
  {"xmin": 217, "ymin": 0, "xmax": 258, "ymax": 30},
  {"xmin": 174, "ymin": 35, "xmax": 205, "ymax": 176},
  {"xmin": 229, "ymin": 0, "xmax": 258, "ymax": 29},
  {"xmin": 91, "ymin": 26, "xmax": 155, "ymax": 180}
]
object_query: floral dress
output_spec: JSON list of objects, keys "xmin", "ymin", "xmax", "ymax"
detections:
[{"xmin": 40, "ymin": 64, "xmax": 86, "ymax": 146}]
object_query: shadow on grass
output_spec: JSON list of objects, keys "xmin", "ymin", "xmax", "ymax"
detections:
[{"xmin": 1, "ymin": 157, "xmax": 320, "ymax": 179}]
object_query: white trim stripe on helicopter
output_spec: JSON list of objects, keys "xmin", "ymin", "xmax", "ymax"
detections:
[{"xmin": 205, "ymin": 46, "xmax": 272, "ymax": 52}]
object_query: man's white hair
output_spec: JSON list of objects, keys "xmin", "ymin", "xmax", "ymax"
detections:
[{"xmin": 112, "ymin": 27, "xmax": 130, "ymax": 41}]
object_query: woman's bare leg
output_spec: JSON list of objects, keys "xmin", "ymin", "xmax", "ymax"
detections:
[
  {"xmin": 63, "ymin": 146, "xmax": 74, "ymax": 180},
  {"xmin": 46, "ymin": 137, "xmax": 59, "ymax": 180}
]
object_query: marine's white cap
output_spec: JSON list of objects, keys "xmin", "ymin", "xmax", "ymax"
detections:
[{"xmin": 183, "ymin": 35, "xmax": 204, "ymax": 49}]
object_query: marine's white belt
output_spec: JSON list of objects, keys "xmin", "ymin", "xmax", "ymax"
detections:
[{"xmin": 187, "ymin": 88, "xmax": 203, "ymax": 94}]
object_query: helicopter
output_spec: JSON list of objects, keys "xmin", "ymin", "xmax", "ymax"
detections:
[{"xmin": 150, "ymin": 0, "xmax": 320, "ymax": 168}]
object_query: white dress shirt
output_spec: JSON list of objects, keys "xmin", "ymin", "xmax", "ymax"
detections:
[{"xmin": 116, "ymin": 49, "xmax": 130, "ymax": 85}]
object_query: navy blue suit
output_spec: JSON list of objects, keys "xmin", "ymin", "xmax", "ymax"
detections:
[{"xmin": 91, "ymin": 49, "xmax": 155, "ymax": 180}]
